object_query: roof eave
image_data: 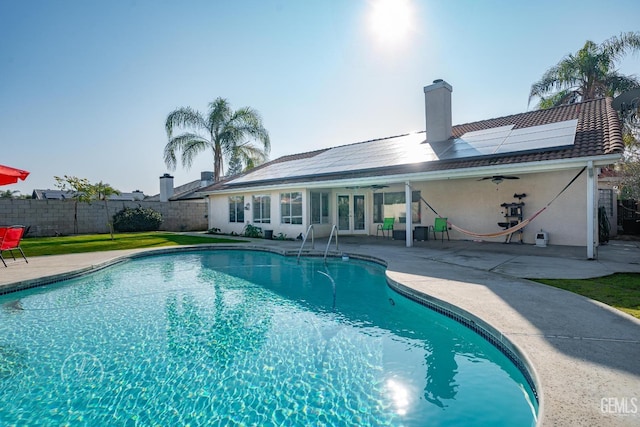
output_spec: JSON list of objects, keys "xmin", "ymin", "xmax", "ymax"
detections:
[{"xmin": 201, "ymin": 153, "xmax": 622, "ymax": 195}]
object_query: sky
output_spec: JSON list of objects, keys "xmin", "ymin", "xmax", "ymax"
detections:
[{"xmin": 1, "ymin": 0, "xmax": 639, "ymax": 197}]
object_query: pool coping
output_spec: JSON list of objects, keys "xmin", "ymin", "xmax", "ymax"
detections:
[{"xmin": 385, "ymin": 277, "xmax": 540, "ymax": 399}]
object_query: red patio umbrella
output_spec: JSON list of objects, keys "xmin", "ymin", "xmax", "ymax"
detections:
[{"xmin": 0, "ymin": 164, "xmax": 30, "ymax": 186}]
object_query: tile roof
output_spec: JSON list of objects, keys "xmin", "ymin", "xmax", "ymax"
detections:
[
  {"xmin": 146, "ymin": 179, "xmax": 208, "ymax": 201},
  {"xmin": 203, "ymin": 97, "xmax": 624, "ymax": 191},
  {"xmin": 168, "ymin": 180, "xmax": 207, "ymax": 200}
]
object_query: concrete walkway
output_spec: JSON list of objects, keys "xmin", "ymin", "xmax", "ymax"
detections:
[{"xmin": 1, "ymin": 237, "xmax": 639, "ymax": 426}]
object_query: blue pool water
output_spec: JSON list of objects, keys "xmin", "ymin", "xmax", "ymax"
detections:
[{"xmin": 0, "ymin": 250, "xmax": 537, "ymax": 426}]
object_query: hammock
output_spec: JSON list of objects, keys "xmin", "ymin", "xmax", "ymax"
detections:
[
  {"xmin": 413, "ymin": 167, "xmax": 586, "ymax": 239},
  {"xmin": 446, "ymin": 207, "xmax": 546, "ymax": 239}
]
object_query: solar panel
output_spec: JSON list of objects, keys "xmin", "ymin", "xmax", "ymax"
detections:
[
  {"xmin": 229, "ymin": 119, "xmax": 578, "ymax": 185},
  {"xmin": 430, "ymin": 120, "xmax": 577, "ymax": 160},
  {"xmin": 230, "ymin": 132, "xmax": 437, "ymax": 184},
  {"xmin": 494, "ymin": 119, "xmax": 578, "ymax": 154}
]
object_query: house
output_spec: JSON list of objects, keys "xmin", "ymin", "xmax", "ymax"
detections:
[
  {"xmin": 199, "ymin": 80, "xmax": 624, "ymax": 259},
  {"xmin": 146, "ymin": 172, "xmax": 214, "ymax": 202}
]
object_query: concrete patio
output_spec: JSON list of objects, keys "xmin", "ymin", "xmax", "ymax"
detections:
[{"xmin": 1, "ymin": 236, "xmax": 639, "ymax": 426}]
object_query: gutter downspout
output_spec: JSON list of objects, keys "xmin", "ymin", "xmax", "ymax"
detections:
[
  {"xmin": 405, "ymin": 182, "xmax": 413, "ymax": 248},
  {"xmin": 586, "ymin": 161, "xmax": 596, "ymax": 259}
]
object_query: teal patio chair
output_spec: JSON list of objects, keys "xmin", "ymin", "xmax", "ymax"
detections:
[
  {"xmin": 432, "ymin": 217, "xmax": 450, "ymax": 242},
  {"xmin": 376, "ymin": 217, "xmax": 394, "ymax": 238}
]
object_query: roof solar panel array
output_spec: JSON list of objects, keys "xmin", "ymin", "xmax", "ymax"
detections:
[
  {"xmin": 494, "ymin": 119, "xmax": 578, "ymax": 154},
  {"xmin": 229, "ymin": 119, "xmax": 578, "ymax": 185},
  {"xmin": 431, "ymin": 119, "xmax": 578, "ymax": 160}
]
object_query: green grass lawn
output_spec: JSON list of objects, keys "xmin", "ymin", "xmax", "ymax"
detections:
[
  {"xmin": 20, "ymin": 232, "xmax": 244, "ymax": 257},
  {"xmin": 534, "ymin": 274, "xmax": 640, "ymax": 319}
]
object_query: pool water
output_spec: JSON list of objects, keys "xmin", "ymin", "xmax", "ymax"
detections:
[{"xmin": 0, "ymin": 250, "xmax": 537, "ymax": 426}]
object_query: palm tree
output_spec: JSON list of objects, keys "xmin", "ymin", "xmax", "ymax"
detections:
[
  {"xmin": 529, "ymin": 32, "xmax": 640, "ymax": 109},
  {"xmin": 164, "ymin": 98, "xmax": 270, "ymax": 182}
]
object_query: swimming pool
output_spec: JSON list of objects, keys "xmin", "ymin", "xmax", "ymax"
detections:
[{"xmin": 0, "ymin": 250, "xmax": 537, "ymax": 425}]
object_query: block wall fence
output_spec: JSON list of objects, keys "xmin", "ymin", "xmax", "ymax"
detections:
[{"xmin": 0, "ymin": 199, "xmax": 208, "ymax": 237}]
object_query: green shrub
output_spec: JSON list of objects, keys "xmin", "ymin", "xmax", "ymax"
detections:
[
  {"xmin": 243, "ymin": 224, "xmax": 262, "ymax": 238},
  {"xmin": 113, "ymin": 206, "xmax": 163, "ymax": 232}
]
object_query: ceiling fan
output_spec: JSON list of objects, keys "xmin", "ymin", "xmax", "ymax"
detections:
[
  {"xmin": 477, "ymin": 175, "xmax": 519, "ymax": 185},
  {"xmin": 345, "ymin": 184, "xmax": 389, "ymax": 190}
]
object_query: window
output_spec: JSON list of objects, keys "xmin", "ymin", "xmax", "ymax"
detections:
[
  {"xmin": 280, "ymin": 192, "xmax": 303, "ymax": 224},
  {"xmin": 598, "ymin": 189, "xmax": 613, "ymax": 219},
  {"xmin": 373, "ymin": 193, "xmax": 384, "ymax": 223},
  {"xmin": 373, "ymin": 191, "xmax": 421, "ymax": 223},
  {"xmin": 252, "ymin": 195, "xmax": 271, "ymax": 223},
  {"xmin": 310, "ymin": 192, "xmax": 329, "ymax": 224},
  {"xmin": 229, "ymin": 195, "xmax": 244, "ymax": 223}
]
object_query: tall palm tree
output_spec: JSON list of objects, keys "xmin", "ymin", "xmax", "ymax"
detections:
[
  {"xmin": 529, "ymin": 32, "xmax": 640, "ymax": 109},
  {"xmin": 164, "ymin": 98, "xmax": 270, "ymax": 182}
]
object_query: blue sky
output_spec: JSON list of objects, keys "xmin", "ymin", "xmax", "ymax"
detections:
[{"xmin": 1, "ymin": 0, "xmax": 639, "ymax": 196}]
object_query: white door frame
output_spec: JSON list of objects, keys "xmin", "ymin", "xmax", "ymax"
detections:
[{"xmin": 336, "ymin": 193, "xmax": 367, "ymax": 235}]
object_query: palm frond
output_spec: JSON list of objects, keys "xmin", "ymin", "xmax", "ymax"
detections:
[
  {"xmin": 207, "ymin": 98, "xmax": 232, "ymax": 135},
  {"xmin": 535, "ymin": 90, "xmax": 577, "ymax": 109},
  {"xmin": 180, "ymin": 138, "xmax": 210, "ymax": 170},
  {"xmin": 529, "ymin": 62, "xmax": 580, "ymax": 105},
  {"xmin": 235, "ymin": 142, "xmax": 269, "ymax": 166},
  {"xmin": 164, "ymin": 133, "xmax": 209, "ymax": 170},
  {"xmin": 602, "ymin": 32, "xmax": 640, "ymax": 62},
  {"xmin": 226, "ymin": 107, "xmax": 271, "ymax": 152},
  {"xmin": 529, "ymin": 32, "xmax": 640, "ymax": 108},
  {"xmin": 165, "ymin": 107, "xmax": 207, "ymax": 138},
  {"xmin": 602, "ymin": 73, "xmax": 640, "ymax": 97},
  {"xmin": 216, "ymin": 106, "xmax": 270, "ymax": 162}
]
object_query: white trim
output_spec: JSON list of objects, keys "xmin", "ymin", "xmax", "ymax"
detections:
[
  {"xmin": 587, "ymin": 161, "xmax": 596, "ymax": 259},
  {"xmin": 405, "ymin": 182, "xmax": 413, "ymax": 248},
  {"xmin": 335, "ymin": 192, "xmax": 367, "ymax": 235}
]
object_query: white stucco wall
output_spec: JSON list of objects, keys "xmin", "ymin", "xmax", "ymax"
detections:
[
  {"xmin": 206, "ymin": 168, "xmax": 590, "ymax": 246},
  {"xmin": 208, "ymin": 188, "xmax": 309, "ymax": 239},
  {"xmin": 409, "ymin": 169, "xmax": 587, "ymax": 246}
]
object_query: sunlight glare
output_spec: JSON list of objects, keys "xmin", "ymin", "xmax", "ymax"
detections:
[
  {"xmin": 386, "ymin": 378, "xmax": 411, "ymax": 416},
  {"xmin": 369, "ymin": 0, "xmax": 414, "ymax": 46}
]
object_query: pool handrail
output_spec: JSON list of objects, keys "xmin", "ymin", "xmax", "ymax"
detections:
[
  {"xmin": 317, "ymin": 266, "xmax": 337, "ymax": 310},
  {"xmin": 323, "ymin": 225, "xmax": 338, "ymax": 264},
  {"xmin": 296, "ymin": 224, "xmax": 315, "ymax": 263}
]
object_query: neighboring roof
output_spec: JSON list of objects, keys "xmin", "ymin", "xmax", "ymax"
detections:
[
  {"xmin": 146, "ymin": 179, "xmax": 206, "ymax": 201},
  {"xmin": 32, "ymin": 189, "xmax": 70, "ymax": 200},
  {"xmin": 202, "ymin": 97, "xmax": 624, "ymax": 192},
  {"xmin": 109, "ymin": 192, "xmax": 146, "ymax": 201},
  {"xmin": 32, "ymin": 190, "xmax": 146, "ymax": 201}
]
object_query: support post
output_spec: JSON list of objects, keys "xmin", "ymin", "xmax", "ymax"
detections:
[
  {"xmin": 586, "ymin": 161, "xmax": 597, "ymax": 259},
  {"xmin": 405, "ymin": 182, "xmax": 413, "ymax": 248}
]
